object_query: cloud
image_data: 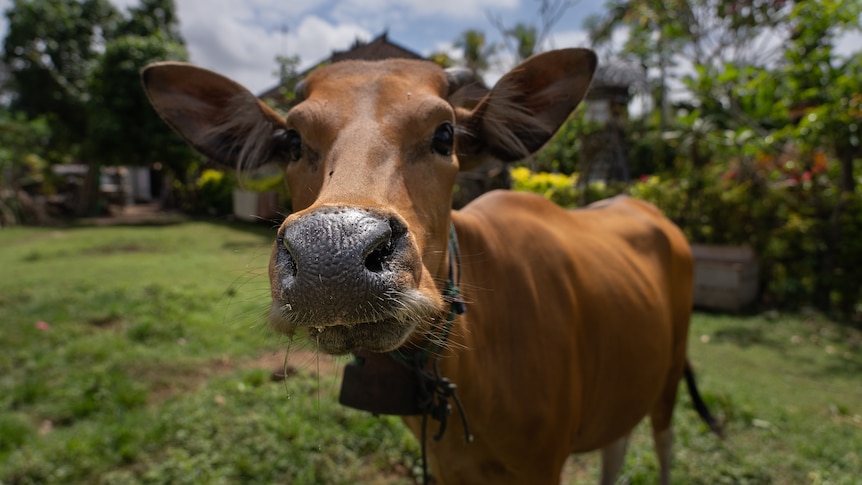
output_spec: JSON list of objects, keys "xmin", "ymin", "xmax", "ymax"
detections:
[
  {"xmin": 330, "ymin": 0, "xmax": 518, "ymax": 25},
  {"xmin": 835, "ymin": 26, "xmax": 862, "ymax": 60},
  {"xmin": 173, "ymin": 2, "xmax": 370, "ymax": 93},
  {"xmin": 544, "ymin": 29, "xmax": 591, "ymax": 51}
]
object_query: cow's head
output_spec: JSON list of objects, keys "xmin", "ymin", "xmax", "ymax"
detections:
[{"xmin": 142, "ymin": 49, "xmax": 595, "ymax": 355}]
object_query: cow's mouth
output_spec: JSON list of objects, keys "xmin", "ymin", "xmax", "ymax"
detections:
[
  {"xmin": 303, "ymin": 317, "xmax": 419, "ymax": 355},
  {"xmin": 268, "ymin": 294, "xmax": 442, "ymax": 355}
]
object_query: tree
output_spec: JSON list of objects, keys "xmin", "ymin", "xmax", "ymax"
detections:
[
  {"xmin": 87, "ymin": 0, "xmax": 189, "ymax": 169},
  {"xmin": 83, "ymin": 0, "xmax": 192, "ymax": 212},
  {"xmin": 2, "ymin": 0, "xmax": 194, "ymax": 215},
  {"xmin": 586, "ymin": 0, "xmax": 792, "ymax": 129},
  {"xmin": 2, "ymin": 0, "xmax": 120, "ymax": 156},
  {"xmin": 121, "ymin": 0, "xmax": 184, "ymax": 42},
  {"xmin": 87, "ymin": 35, "xmax": 190, "ymax": 170},
  {"xmin": 270, "ymin": 53, "xmax": 302, "ymax": 109},
  {"xmin": 490, "ymin": 0, "xmax": 577, "ymax": 64},
  {"xmin": 453, "ymin": 29, "xmax": 496, "ymax": 77}
]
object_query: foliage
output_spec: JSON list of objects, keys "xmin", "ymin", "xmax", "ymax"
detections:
[
  {"xmin": 172, "ymin": 167, "xmax": 287, "ymax": 218},
  {"xmin": 513, "ymin": 151, "xmax": 862, "ymax": 316},
  {"xmin": 528, "ymin": 111, "xmax": 589, "ymax": 174},
  {"xmin": 575, "ymin": 0, "xmax": 862, "ymax": 315},
  {"xmin": 510, "ymin": 166, "xmax": 622, "ymax": 207},
  {"xmin": 121, "ymin": 0, "xmax": 185, "ymax": 42},
  {"xmin": 452, "ymin": 29, "xmax": 497, "ymax": 77},
  {"xmin": 191, "ymin": 169, "xmax": 235, "ymax": 216},
  {"xmin": 0, "ymin": 111, "xmax": 56, "ymax": 225},
  {"xmin": 1, "ymin": 0, "xmax": 194, "ymax": 216},
  {"xmin": 1, "ymin": 0, "xmax": 120, "ymax": 155},
  {"xmin": 0, "ymin": 112, "xmax": 52, "ymax": 182},
  {"xmin": 266, "ymin": 53, "xmax": 303, "ymax": 112},
  {"xmin": 87, "ymin": 33, "xmax": 192, "ymax": 170},
  {"xmin": 528, "ymin": 109, "xmax": 672, "ymax": 179}
]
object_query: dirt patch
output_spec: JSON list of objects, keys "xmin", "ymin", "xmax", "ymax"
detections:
[
  {"xmin": 82, "ymin": 243, "xmax": 155, "ymax": 255},
  {"xmin": 243, "ymin": 349, "xmax": 342, "ymax": 381},
  {"xmin": 88, "ymin": 315, "xmax": 123, "ymax": 328},
  {"xmin": 140, "ymin": 349, "xmax": 343, "ymax": 406},
  {"xmin": 138, "ymin": 361, "xmax": 224, "ymax": 406}
]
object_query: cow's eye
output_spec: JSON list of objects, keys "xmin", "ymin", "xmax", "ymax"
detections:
[
  {"xmin": 274, "ymin": 129, "xmax": 302, "ymax": 162},
  {"xmin": 431, "ymin": 122, "xmax": 454, "ymax": 156}
]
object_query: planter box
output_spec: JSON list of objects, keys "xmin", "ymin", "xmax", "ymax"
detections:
[
  {"xmin": 691, "ymin": 244, "xmax": 759, "ymax": 311},
  {"xmin": 232, "ymin": 189, "xmax": 279, "ymax": 222}
]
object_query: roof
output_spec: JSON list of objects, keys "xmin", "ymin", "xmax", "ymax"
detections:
[
  {"xmin": 330, "ymin": 32, "xmax": 423, "ymax": 63},
  {"xmin": 258, "ymin": 33, "xmax": 422, "ymax": 102},
  {"xmin": 595, "ymin": 60, "xmax": 645, "ymax": 87}
]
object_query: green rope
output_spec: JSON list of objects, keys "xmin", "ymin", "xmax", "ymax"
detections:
[{"xmin": 388, "ymin": 222, "xmax": 465, "ymax": 366}]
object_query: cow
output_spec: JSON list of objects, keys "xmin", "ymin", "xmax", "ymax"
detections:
[{"xmin": 141, "ymin": 48, "xmax": 722, "ymax": 484}]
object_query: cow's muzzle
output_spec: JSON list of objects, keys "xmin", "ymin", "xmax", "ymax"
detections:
[{"xmin": 270, "ymin": 207, "xmax": 435, "ymax": 354}]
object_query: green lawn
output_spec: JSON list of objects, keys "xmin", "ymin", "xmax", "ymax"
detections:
[{"xmin": 0, "ymin": 221, "xmax": 859, "ymax": 484}]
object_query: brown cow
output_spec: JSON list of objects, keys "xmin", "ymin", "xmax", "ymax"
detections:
[{"xmin": 142, "ymin": 48, "xmax": 721, "ymax": 484}]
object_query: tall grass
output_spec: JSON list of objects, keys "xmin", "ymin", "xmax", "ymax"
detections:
[{"xmin": 1, "ymin": 222, "xmax": 859, "ymax": 484}]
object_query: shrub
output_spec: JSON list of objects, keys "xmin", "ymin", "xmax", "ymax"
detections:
[
  {"xmin": 193, "ymin": 169, "xmax": 234, "ymax": 216},
  {"xmin": 512, "ymin": 161, "xmax": 862, "ymax": 317},
  {"xmin": 509, "ymin": 167, "xmax": 623, "ymax": 208}
]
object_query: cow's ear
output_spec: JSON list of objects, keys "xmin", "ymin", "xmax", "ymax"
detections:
[
  {"xmin": 141, "ymin": 62, "xmax": 286, "ymax": 169},
  {"xmin": 455, "ymin": 48, "xmax": 596, "ymax": 171}
]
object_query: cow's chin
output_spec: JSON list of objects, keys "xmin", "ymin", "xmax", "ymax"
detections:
[
  {"xmin": 304, "ymin": 318, "xmax": 418, "ymax": 355},
  {"xmin": 268, "ymin": 289, "xmax": 444, "ymax": 355}
]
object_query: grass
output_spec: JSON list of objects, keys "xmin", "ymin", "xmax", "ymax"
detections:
[{"xmin": 0, "ymin": 221, "xmax": 860, "ymax": 484}]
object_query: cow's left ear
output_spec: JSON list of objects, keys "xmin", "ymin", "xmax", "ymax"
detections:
[
  {"xmin": 141, "ymin": 62, "xmax": 286, "ymax": 169},
  {"xmin": 455, "ymin": 48, "xmax": 596, "ymax": 170}
]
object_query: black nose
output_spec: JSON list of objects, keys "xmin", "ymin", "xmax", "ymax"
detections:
[{"xmin": 273, "ymin": 207, "xmax": 410, "ymax": 324}]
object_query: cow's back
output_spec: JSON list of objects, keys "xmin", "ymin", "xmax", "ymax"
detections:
[{"xmin": 433, "ymin": 191, "xmax": 693, "ymax": 478}]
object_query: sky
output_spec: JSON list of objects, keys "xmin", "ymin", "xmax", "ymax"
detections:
[
  {"xmin": 0, "ymin": 0, "xmax": 858, "ymax": 98},
  {"xmin": 0, "ymin": 0, "xmax": 605, "ymax": 95}
]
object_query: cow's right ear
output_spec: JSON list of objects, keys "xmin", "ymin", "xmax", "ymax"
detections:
[
  {"xmin": 141, "ymin": 62, "xmax": 286, "ymax": 169},
  {"xmin": 455, "ymin": 48, "xmax": 596, "ymax": 171}
]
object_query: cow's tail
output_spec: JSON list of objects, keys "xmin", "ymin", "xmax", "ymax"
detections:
[{"xmin": 684, "ymin": 359, "xmax": 724, "ymax": 438}]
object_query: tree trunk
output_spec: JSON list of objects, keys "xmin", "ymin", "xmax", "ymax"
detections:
[
  {"xmin": 837, "ymin": 145, "xmax": 856, "ymax": 193},
  {"xmin": 76, "ymin": 161, "xmax": 102, "ymax": 217}
]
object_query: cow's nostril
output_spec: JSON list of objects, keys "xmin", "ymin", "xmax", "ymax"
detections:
[
  {"xmin": 278, "ymin": 235, "xmax": 298, "ymax": 278},
  {"xmin": 364, "ymin": 238, "xmax": 393, "ymax": 273},
  {"xmin": 364, "ymin": 218, "xmax": 406, "ymax": 274}
]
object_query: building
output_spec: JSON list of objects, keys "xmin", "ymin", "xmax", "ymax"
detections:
[
  {"xmin": 579, "ymin": 60, "xmax": 645, "ymax": 185},
  {"xmin": 258, "ymin": 33, "xmax": 423, "ymax": 111}
]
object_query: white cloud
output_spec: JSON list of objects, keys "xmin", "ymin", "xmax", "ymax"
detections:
[
  {"xmin": 331, "ymin": 0, "xmax": 518, "ymax": 25},
  {"xmin": 835, "ymin": 27, "xmax": 862, "ymax": 60},
  {"xmin": 543, "ymin": 29, "xmax": 591, "ymax": 51},
  {"xmin": 293, "ymin": 16, "xmax": 372, "ymax": 70},
  {"xmin": 173, "ymin": 2, "xmax": 370, "ymax": 94}
]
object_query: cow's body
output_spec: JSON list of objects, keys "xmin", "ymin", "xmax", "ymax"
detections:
[
  {"xmin": 407, "ymin": 192, "xmax": 693, "ymax": 483},
  {"xmin": 142, "ymin": 48, "xmax": 719, "ymax": 484}
]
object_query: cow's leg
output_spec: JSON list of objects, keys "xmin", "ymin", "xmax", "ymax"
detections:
[
  {"xmin": 599, "ymin": 433, "xmax": 630, "ymax": 485},
  {"xmin": 650, "ymin": 360, "xmax": 684, "ymax": 485},
  {"xmin": 652, "ymin": 426, "xmax": 673, "ymax": 485}
]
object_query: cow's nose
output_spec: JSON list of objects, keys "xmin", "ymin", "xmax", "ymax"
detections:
[{"xmin": 273, "ymin": 207, "xmax": 410, "ymax": 321}]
